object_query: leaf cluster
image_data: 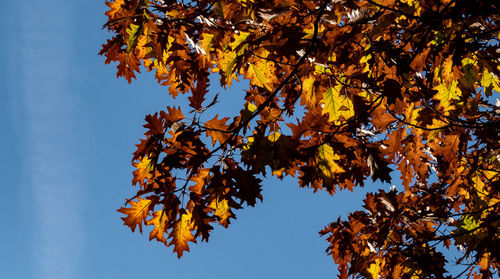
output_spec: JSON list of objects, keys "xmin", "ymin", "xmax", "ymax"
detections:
[{"xmin": 101, "ymin": 0, "xmax": 500, "ymax": 277}]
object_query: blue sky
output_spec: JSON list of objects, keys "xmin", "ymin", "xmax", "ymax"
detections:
[{"xmin": 1, "ymin": 2, "xmax": 391, "ymax": 278}]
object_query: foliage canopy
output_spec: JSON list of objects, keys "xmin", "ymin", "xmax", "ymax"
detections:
[{"xmin": 101, "ymin": 0, "xmax": 500, "ymax": 277}]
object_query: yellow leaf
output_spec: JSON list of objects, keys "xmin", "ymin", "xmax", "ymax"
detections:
[
  {"xmin": 317, "ymin": 144, "xmax": 344, "ymax": 179},
  {"xmin": 403, "ymin": 266, "xmax": 423, "ymax": 279},
  {"xmin": 244, "ymin": 49, "xmax": 275, "ymax": 91},
  {"xmin": 242, "ymin": 136, "xmax": 254, "ymax": 151},
  {"xmin": 426, "ymin": 118, "xmax": 447, "ymax": 140},
  {"xmin": 171, "ymin": 210, "xmax": 196, "ymax": 258},
  {"xmin": 268, "ymin": 131, "xmax": 281, "ymax": 142},
  {"xmin": 251, "ymin": 63, "xmax": 272, "ymax": 90},
  {"xmin": 481, "ymin": 70, "xmax": 500, "ymax": 97},
  {"xmin": 208, "ymin": 197, "xmax": 233, "ymax": 227},
  {"xmin": 217, "ymin": 49, "xmax": 238, "ymax": 85},
  {"xmin": 126, "ymin": 24, "xmax": 140, "ymax": 53},
  {"xmin": 321, "ymin": 85, "xmax": 354, "ymax": 124},
  {"xmin": 144, "ymin": 37, "xmax": 173, "ymax": 81},
  {"xmin": 360, "ymin": 53, "xmax": 372, "ymax": 73},
  {"xmin": 237, "ymin": 0, "xmax": 255, "ymax": 6},
  {"xmin": 472, "ymin": 173, "xmax": 487, "ymax": 196},
  {"xmin": 247, "ymin": 102, "xmax": 257, "ymax": 112},
  {"xmin": 433, "ymin": 80, "xmax": 462, "ymax": 113},
  {"xmin": 401, "ymin": 0, "xmax": 416, "ymax": 6},
  {"xmin": 461, "ymin": 57, "xmax": 477, "ymax": 66},
  {"xmin": 314, "ymin": 63, "xmax": 331, "ymax": 75},
  {"xmin": 367, "ymin": 259, "xmax": 381, "ymax": 279},
  {"xmin": 302, "ymin": 24, "xmax": 325, "ymax": 39},
  {"xmin": 135, "ymin": 26, "xmax": 152, "ymax": 58},
  {"xmin": 199, "ymin": 33, "xmax": 215, "ymax": 54},
  {"xmin": 404, "ymin": 105, "xmax": 421, "ymax": 126},
  {"xmin": 217, "ymin": 31, "xmax": 250, "ymax": 85},
  {"xmin": 230, "ymin": 31, "xmax": 250, "ymax": 53},
  {"xmin": 133, "ymin": 155, "xmax": 154, "ymax": 186},
  {"xmin": 461, "ymin": 215, "xmax": 480, "ymax": 231}
]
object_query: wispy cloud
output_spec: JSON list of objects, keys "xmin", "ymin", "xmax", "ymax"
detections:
[{"xmin": 18, "ymin": 1, "xmax": 84, "ymax": 278}]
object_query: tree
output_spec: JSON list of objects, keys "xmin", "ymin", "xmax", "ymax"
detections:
[{"xmin": 100, "ymin": 0, "xmax": 499, "ymax": 277}]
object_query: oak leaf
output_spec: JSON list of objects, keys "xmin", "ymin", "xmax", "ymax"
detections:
[
  {"xmin": 189, "ymin": 168, "xmax": 210, "ymax": 194},
  {"xmin": 433, "ymin": 81, "xmax": 462, "ymax": 113},
  {"xmin": 208, "ymin": 197, "xmax": 234, "ymax": 228},
  {"xmin": 171, "ymin": 210, "xmax": 196, "ymax": 258},
  {"xmin": 204, "ymin": 115, "xmax": 230, "ymax": 145},
  {"xmin": 316, "ymin": 144, "xmax": 344, "ymax": 180},
  {"xmin": 132, "ymin": 155, "xmax": 154, "ymax": 187},
  {"xmin": 243, "ymin": 49, "xmax": 275, "ymax": 91},
  {"xmin": 321, "ymin": 85, "xmax": 354, "ymax": 124},
  {"xmin": 105, "ymin": 0, "xmax": 124, "ymax": 19},
  {"xmin": 147, "ymin": 210, "xmax": 169, "ymax": 244},
  {"xmin": 117, "ymin": 196, "xmax": 158, "ymax": 233}
]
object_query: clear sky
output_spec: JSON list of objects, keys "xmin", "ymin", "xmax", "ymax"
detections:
[{"xmin": 1, "ymin": 2, "xmax": 391, "ymax": 278}]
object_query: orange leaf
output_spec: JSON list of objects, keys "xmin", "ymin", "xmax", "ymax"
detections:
[
  {"xmin": 171, "ymin": 210, "xmax": 196, "ymax": 258},
  {"xmin": 478, "ymin": 253, "xmax": 490, "ymax": 271},
  {"xmin": 105, "ymin": 0, "xmax": 124, "ymax": 19},
  {"xmin": 161, "ymin": 106, "xmax": 185, "ymax": 125},
  {"xmin": 189, "ymin": 169, "xmax": 210, "ymax": 194},
  {"xmin": 146, "ymin": 210, "xmax": 169, "ymax": 244},
  {"xmin": 204, "ymin": 115, "xmax": 230, "ymax": 145},
  {"xmin": 117, "ymin": 196, "xmax": 158, "ymax": 233}
]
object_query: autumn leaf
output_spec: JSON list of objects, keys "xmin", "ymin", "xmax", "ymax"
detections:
[
  {"xmin": 433, "ymin": 80, "xmax": 462, "ymax": 113},
  {"xmin": 105, "ymin": 0, "xmax": 124, "ymax": 19},
  {"xmin": 268, "ymin": 131, "xmax": 281, "ymax": 142},
  {"xmin": 117, "ymin": 196, "xmax": 158, "ymax": 233},
  {"xmin": 316, "ymin": 144, "xmax": 344, "ymax": 179},
  {"xmin": 243, "ymin": 49, "xmax": 275, "ymax": 91},
  {"xmin": 481, "ymin": 70, "xmax": 500, "ymax": 96},
  {"xmin": 126, "ymin": 24, "xmax": 140, "ymax": 53},
  {"xmin": 478, "ymin": 253, "xmax": 490, "ymax": 271},
  {"xmin": 204, "ymin": 115, "xmax": 230, "ymax": 145},
  {"xmin": 367, "ymin": 259, "xmax": 381, "ymax": 279},
  {"xmin": 438, "ymin": 55, "xmax": 454, "ymax": 84},
  {"xmin": 171, "ymin": 210, "xmax": 196, "ymax": 258},
  {"xmin": 460, "ymin": 216, "xmax": 480, "ymax": 231},
  {"xmin": 208, "ymin": 197, "xmax": 234, "ymax": 228},
  {"xmin": 189, "ymin": 168, "xmax": 210, "ymax": 194},
  {"xmin": 217, "ymin": 31, "xmax": 250, "ymax": 85},
  {"xmin": 147, "ymin": 209, "xmax": 169, "ymax": 243},
  {"xmin": 301, "ymin": 76, "xmax": 318, "ymax": 107},
  {"xmin": 302, "ymin": 23, "xmax": 325, "ymax": 39},
  {"xmin": 360, "ymin": 53, "xmax": 372, "ymax": 73},
  {"xmin": 162, "ymin": 106, "xmax": 184, "ymax": 126},
  {"xmin": 321, "ymin": 85, "xmax": 354, "ymax": 124},
  {"xmin": 132, "ymin": 155, "xmax": 153, "ymax": 187},
  {"xmin": 199, "ymin": 33, "xmax": 215, "ymax": 55}
]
